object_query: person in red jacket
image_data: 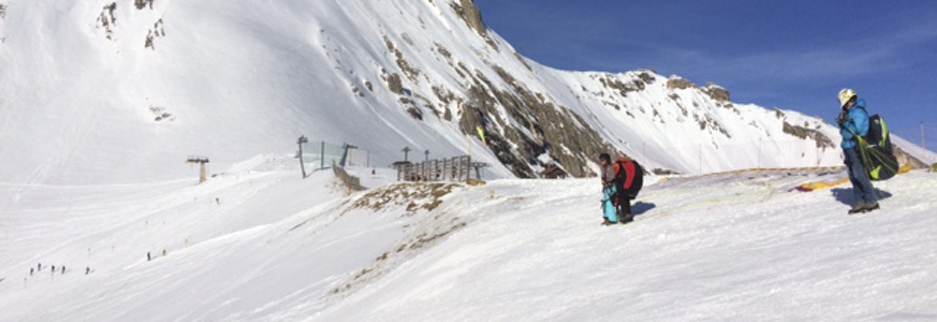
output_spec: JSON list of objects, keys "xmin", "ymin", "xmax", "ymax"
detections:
[{"xmin": 613, "ymin": 156, "xmax": 639, "ymax": 224}]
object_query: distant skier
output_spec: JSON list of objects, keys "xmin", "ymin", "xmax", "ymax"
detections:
[
  {"xmin": 599, "ymin": 153, "xmax": 619, "ymax": 225},
  {"xmin": 837, "ymin": 88, "xmax": 879, "ymax": 214}
]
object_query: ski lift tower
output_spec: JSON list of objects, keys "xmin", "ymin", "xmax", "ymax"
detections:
[
  {"xmin": 297, "ymin": 135, "xmax": 308, "ymax": 178},
  {"xmin": 402, "ymin": 146, "xmax": 412, "ymax": 162},
  {"xmin": 340, "ymin": 143, "xmax": 358, "ymax": 167},
  {"xmin": 187, "ymin": 156, "xmax": 210, "ymax": 184},
  {"xmin": 471, "ymin": 161, "xmax": 490, "ymax": 183}
]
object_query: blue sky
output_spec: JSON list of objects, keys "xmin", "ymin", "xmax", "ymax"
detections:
[{"xmin": 473, "ymin": 0, "xmax": 937, "ymax": 150}]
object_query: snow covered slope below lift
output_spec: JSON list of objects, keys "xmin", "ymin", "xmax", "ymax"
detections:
[{"xmin": 3, "ymin": 160, "xmax": 936, "ymax": 321}]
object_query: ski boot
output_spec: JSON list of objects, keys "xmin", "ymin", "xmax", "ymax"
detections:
[
  {"xmin": 847, "ymin": 202, "xmax": 866, "ymax": 215},
  {"xmin": 619, "ymin": 213, "xmax": 634, "ymax": 224}
]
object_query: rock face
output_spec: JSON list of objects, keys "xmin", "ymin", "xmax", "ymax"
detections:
[
  {"xmin": 451, "ymin": 0, "xmax": 498, "ymax": 50},
  {"xmin": 0, "ymin": 0, "xmax": 850, "ymax": 184},
  {"xmin": 453, "ymin": 0, "xmax": 486, "ymax": 37},
  {"xmin": 704, "ymin": 83, "xmax": 730, "ymax": 102},
  {"xmin": 783, "ymin": 122, "xmax": 835, "ymax": 149},
  {"xmin": 895, "ymin": 146, "xmax": 929, "ymax": 169},
  {"xmin": 666, "ymin": 78, "xmax": 694, "ymax": 90},
  {"xmin": 456, "ymin": 67, "xmax": 617, "ymax": 178},
  {"xmin": 0, "ymin": 3, "xmax": 6, "ymax": 44}
]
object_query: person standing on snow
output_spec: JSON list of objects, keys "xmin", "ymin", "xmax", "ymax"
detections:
[
  {"xmin": 599, "ymin": 153, "xmax": 619, "ymax": 225},
  {"xmin": 837, "ymin": 88, "xmax": 879, "ymax": 214},
  {"xmin": 614, "ymin": 156, "xmax": 637, "ymax": 224}
]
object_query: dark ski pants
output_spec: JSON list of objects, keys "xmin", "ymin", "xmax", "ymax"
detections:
[
  {"xmin": 844, "ymin": 148, "xmax": 877, "ymax": 205},
  {"xmin": 616, "ymin": 182, "xmax": 632, "ymax": 216}
]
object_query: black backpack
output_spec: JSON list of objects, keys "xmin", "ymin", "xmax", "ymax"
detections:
[
  {"xmin": 864, "ymin": 115, "xmax": 892, "ymax": 154},
  {"xmin": 629, "ymin": 161, "xmax": 644, "ymax": 199},
  {"xmin": 614, "ymin": 158, "xmax": 644, "ymax": 199},
  {"xmin": 863, "ymin": 114, "xmax": 898, "ymax": 181}
]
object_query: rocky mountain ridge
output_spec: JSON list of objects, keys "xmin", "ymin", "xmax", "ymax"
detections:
[{"xmin": 0, "ymin": 0, "xmax": 925, "ymax": 185}]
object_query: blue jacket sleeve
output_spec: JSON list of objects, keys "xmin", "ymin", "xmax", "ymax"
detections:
[
  {"xmin": 838, "ymin": 99, "xmax": 870, "ymax": 148},
  {"xmin": 849, "ymin": 100, "xmax": 870, "ymax": 138},
  {"xmin": 840, "ymin": 100, "xmax": 869, "ymax": 140},
  {"xmin": 840, "ymin": 119, "xmax": 854, "ymax": 142}
]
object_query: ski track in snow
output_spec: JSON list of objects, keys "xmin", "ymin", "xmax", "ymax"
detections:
[{"xmin": 2, "ymin": 164, "xmax": 937, "ymax": 321}]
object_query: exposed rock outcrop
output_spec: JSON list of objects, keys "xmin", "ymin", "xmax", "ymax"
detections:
[
  {"xmin": 0, "ymin": 3, "xmax": 6, "ymax": 44},
  {"xmin": 894, "ymin": 146, "xmax": 929, "ymax": 169},
  {"xmin": 782, "ymin": 121, "xmax": 835, "ymax": 149},
  {"xmin": 703, "ymin": 83, "xmax": 730, "ymax": 102},
  {"xmin": 666, "ymin": 77, "xmax": 694, "ymax": 90},
  {"xmin": 456, "ymin": 66, "xmax": 619, "ymax": 178},
  {"xmin": 96, "ymin": 3, "xmax": 118, "ymax": 41},
  {"xmin": 134, "ymin": 0, "xmax": 154, "ymax": 10},
  {"xmin": 450, "ymin": 0, "xmax": 498, "ymax": 50}
]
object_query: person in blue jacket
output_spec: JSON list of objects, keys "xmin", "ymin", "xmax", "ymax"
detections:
[
  {"xmin": 598, "ymin": 153, "xmax": 619, "ymax": 225},
  {"xmin": 836, "ymin": 88, "xmax": 879, "ymax": 214}
]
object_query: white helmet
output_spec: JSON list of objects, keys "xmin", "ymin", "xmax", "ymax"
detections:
[{"xmin": 838, "ymin": 88, "xmax": 857, "ymax": 108}]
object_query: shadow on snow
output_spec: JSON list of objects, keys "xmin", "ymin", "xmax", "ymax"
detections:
[
  {"xmin": 831, "ymin": 187, "xmax": 893, "ymax": 207},
  {"xmin": 632, "ymin": 201, "xmax": 656, "ymax": 216}
]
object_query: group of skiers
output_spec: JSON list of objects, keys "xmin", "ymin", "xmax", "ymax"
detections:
[
  {"xmin": 29, "ymin": 263, "xmax": 69, "ymax": 276},
  {"xmin": 596, "ymin": 88, "xmax": 888, "ymax": 224},
  {"xmin": 23, "ymin": 262, "xmax": 93, "ymax": 289}
]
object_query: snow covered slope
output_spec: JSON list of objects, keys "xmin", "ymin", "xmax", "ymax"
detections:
[
  {"xmin": 7, "ymin": 0, "xmax": 927, "ymax": 187},
  {"xmin": 3, "ymin": 159, "xmax": 936, "ymax": 321},
  {"xmin": 317, "ymin": 171, "xmax": 937, "ymax": 322},
  {"xmin": 0, "ymin": 0, "xmax": 515, "ymax": 185},
  {"xmin": 3, "ymin": 1, "xmax": 937, "ymax": 320},
  {"xmin": 892, "ymin": 135, "xmax": 937, "ymax": 166}
]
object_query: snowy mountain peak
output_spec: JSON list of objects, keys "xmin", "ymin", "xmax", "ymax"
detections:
[
  {"xmin": 0, "ymin": 0, "xmax": 930, "ymax": 186},
  {"xmin": 4, "ymin": 2, "xmax": 937, "ymax": 321}
]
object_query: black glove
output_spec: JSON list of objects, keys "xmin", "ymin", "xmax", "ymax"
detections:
[{"xmin": 836, "ymin": 112, "xmax": 848, "ymax": 127}]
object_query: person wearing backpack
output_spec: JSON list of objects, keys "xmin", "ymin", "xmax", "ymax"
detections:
[
  {"xmin": 598, "ymin": 153, "xmax": 619, "ymax": 225},
  {"xmin": 836, "ymin": 88, "xmax": 879, "ymax": 214},
  {"xmin": 613, "ymin": 156, "xmax": 643, "ymax": 224}
]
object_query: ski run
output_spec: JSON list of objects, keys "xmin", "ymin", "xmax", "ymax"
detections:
[{"xmin": 3, "ymin": 158, "xmax": 937, "ymax": 322}]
